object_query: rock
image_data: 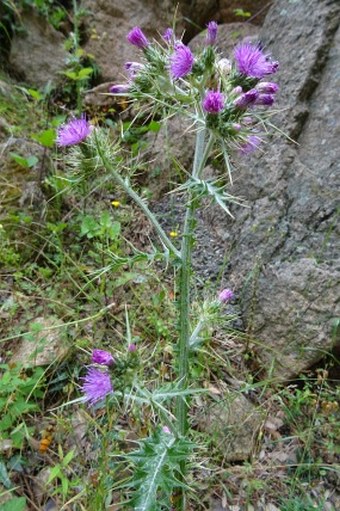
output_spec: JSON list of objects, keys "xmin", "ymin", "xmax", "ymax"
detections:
[
  {"xmin": 82, "ymin": 0, "xmax": 179, "ymax": 82},
  {"xmin": 9, "ymin": 12, "xmax": 67, "ymax": 87},
  {"xmin": 204, "ymin": 0, "xmax": 340, "ymax": 379},
  {"xmin": 10, "ymin": 316, "xmax": 70, "ymax": 367},
  {"xmin": 197, "ymin": 392, "xmax": 263, "ymax": 462},
  {"xmin": 144, "ymin": 115, "xmax": 195, "ymax": 197}
]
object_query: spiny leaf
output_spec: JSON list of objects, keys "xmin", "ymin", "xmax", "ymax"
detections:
[
  {"xmin": 177, "ymin": 177, "xmax": 246, "ymax": 218},
  {"xmin": 126, "ymin": 428, "xmax": 194, "ymax": 511}
]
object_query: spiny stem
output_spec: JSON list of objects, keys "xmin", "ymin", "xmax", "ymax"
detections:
[
  {"xmin": 95, "ymin": 137, "xmax": 181, "ymax": 259},
  {"xmin": 175, "ymin": 126, "xmax": 210, "ymax": 510}
]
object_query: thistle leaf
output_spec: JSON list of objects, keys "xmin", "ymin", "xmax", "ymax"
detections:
[
  {"xmin": 177, "ymin": 177, "xmax": 246, "ymax": 218},
  {"xmin": 126, "ymin": 428, "xmax": 193, "ymax": 511}
]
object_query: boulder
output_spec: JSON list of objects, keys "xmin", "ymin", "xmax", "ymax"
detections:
[
  {"xmin": 10, "ymin": 316, "xmax": 70, "ymax": 367},
  {"xmin": 197, "ymin": 392, "xmax": 263, "ymax": 462},
  {"xmin": 220, "ymin": 0, "xmax": 340, "ymax": 378},
  {"xmin": 9, "ymin": 12, "xmax": 67, "ymax": 87},
  {"xmin": 82, "ymin": 0, "xmax": 179, "ymax": 82}
]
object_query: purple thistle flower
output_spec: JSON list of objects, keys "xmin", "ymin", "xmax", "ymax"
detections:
[
  {"xmin": 234, "ymin": 42, "xmax": 279, "ymax": 79},
  {"xmin": 81, "ymin": 367, "xmax": 113, "ymax": 406},
  {"xmin": 234, "ymin": 88, "xmax": 258, "ymax": 109},
  {"xmin": 256, "ymin": 82, "xmax": 279, "ymax": 94},
  {"xmin": 255, "ymin": 93, "xmax": 275, "ymax": 106},
  {"xmin": 91, "ymin": 349, "xmax": 115, "ymax": 366},
  {"xmin": 128, "ymin": 343, "xmax": 137, "ymax": 353},
  {"xmin": 163, "ymin": 28, "xmax": 174, "ymax": 43},
  {"xmin": 109, "ymin": 84, "xmax": 130, "ymax": 94},
  {"xmin": 57, "ymin": 115, "xmax": 91, "ymax": 147},
  {"xmin": 206, "ymin": 21, "xmax": 218, "ymax": 45},
  {"xmin": 170, "ymin": 43, "xmax": 194, "ymax": 79},
  {"xmin": 162, "ymin": 426, "xmax": 171, "ymax": 434},
  {"xmin": 202, "ymin": 90, "xmax": 224, "ymax": 114},
  {"xmin": 127, "ymin": 27, "xmax": 149, "ymax": 49},
  {"xmin": 218, "ymin": 288, "xmax": 234, "ymax": 303},
  {"xmin": 239, "ymin": 135, "xmax": 262, "ymax": 155}
]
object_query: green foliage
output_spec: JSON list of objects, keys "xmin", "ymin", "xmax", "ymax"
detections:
[
  {"xmin": 47, "ymin": 446, "xmax": 79, "ymax": 500},
  {"xmin": 1, "ymin": 496, "xmax": 27, "ymax": 511},
  {"xmin": 31, "ymin": 128, "xmax": 56, "ymax": 147},
  {"xmin": 80, "ymin": 212, "xmax": 121, "ymax": 241},
  {"xmin": 0, "ymin": 364, "xmax": 44, "ymax": 449},
  {"xmin": 63, "ymin": 66, "xmax": 94, "ymax": 82},
  {"xmin": 126, "ymin": 428, "xmax": 193, "ymax": 511},
  {"xmin": 233, "ymin": 8, "xmax": 251, "ymax": 19},
  {"xmin": 9, "ymin": 152, "xmax": 38, "ymax": 169},
  {"xmin": 21, "ymin": 0, "xmax": 67, "ymax": 29},
  {"xmin": 280, "ymin": 496, "xmax": 324, "ymax": 511}
]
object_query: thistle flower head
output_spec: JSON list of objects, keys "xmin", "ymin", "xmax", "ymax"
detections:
[
  {"xmin": 81, "ymin": 367, "xmax": 113, "ymax": 406},
  {"xmin": 218, "ymin": 288, "xmax": 234, "ymax": 303},
  {"xmin": 127, "ymin": 26, "xmax": 149, "ymax": 49},
  {"xmin": 239, "ymin": 135, "xmax": 262, "ymax": 155},
  {"xmin": 163, "ymin": 27, "xmax": 174, "ymax": 43},
  {"xmin": 128, "ymin": 343, "xmax": 137, "ymax": 352},
  {"xmin": 170, "ymin": 43, "xmax": 194, "ymax": 79},
  {"xmin": 202, "ymin": 90, "xmax": 224, "ymax": 114},
  {"xmin": 234, "ymin": 42, "xmax": 279, "ymax": 79},
  {"xmin": 91, "ymin": 349, "xmax": 115, "ymax": 366},
  {"xmin": 57, "ymin": 115, "xmax": 91, "ymax": 147},
  {"xmin": 206, "ymin": 21, "xmax": 218, "ymax": 45}
]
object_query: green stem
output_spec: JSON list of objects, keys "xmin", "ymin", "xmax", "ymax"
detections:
[
  {"xmin": 95, "ymin": 138, "xmax": 180, "ymax": 259},
  {"xmin": 175, "ymin": 126, "xmax": 210, "ymax": 510}
]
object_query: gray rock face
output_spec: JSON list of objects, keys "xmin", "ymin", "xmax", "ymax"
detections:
[
  {"xmin": 10, "ymin": 316, "xmax": 70, "ymax": 367},
  {"xmin": 222, "ymin": 0, "xmax": 340, "ymax": 378},
  {"xmin": 9, "ymin": 12, "xmax": 67, "ymax": 87},
  {"xmin": 82, "ymin": 0, "xmax": 178, "ymax": 81},
  {"xmin": 197, "ymin": 393, "xmax": 263, "ymax": 462}
]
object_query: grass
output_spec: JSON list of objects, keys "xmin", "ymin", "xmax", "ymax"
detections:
[{"xmin": 0, "ymin": 72, "xmax": 339, "ymax": 510}]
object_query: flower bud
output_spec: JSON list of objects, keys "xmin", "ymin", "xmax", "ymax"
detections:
[
  {"xmin": 109, "ymin": 84, "xmax": 130, "ymax": 94},
  {"xmin": 91, "ymin": 349, "xmax": 115, "ymax": 366},
  {"xmin": 206, "ymin": 21, "xmax": 218, "ymax": 46},
  {"xmin": 234, "ymin": 89, "xmax": 258, "ymax": 109},
  {"xmin": 127, "ymin": 27, "xmax": 149, "ymax": 49},
  {"xmin": 255, "ymin": 93, "xmax": 275, "ymax": 106},
  {"xmin": 256, "ymin": 82, "xmax": 279, "ymax": 94},
  {"xmin": 218, "ymin": 288, "xmax": 234, "ymax": 303},
  {"xmin": 216, "ymin": 58, "xmax": 232, "ymax": 75},
  {"xmin": 163, "ymin": 28, "xmax": 173, "ymax": 43}
]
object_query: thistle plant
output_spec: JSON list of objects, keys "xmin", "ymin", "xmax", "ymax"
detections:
[{"xmin": 57, "ymin": 21, "xmax": 279, "ymax": 510}]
